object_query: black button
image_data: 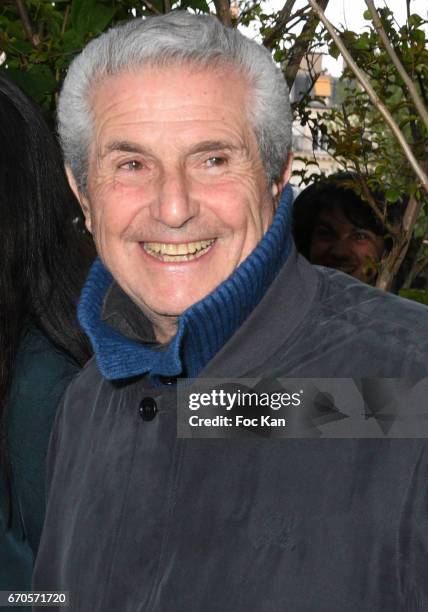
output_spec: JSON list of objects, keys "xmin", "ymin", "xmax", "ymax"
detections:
[
  {"xmin": 158, "ymin": 376, "xmax": 177, "ymax": 386},
  {"xmin": 139, "ymin": 397, "xmax": 158, "ymax": 421}
]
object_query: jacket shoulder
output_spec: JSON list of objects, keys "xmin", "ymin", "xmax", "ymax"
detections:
[{"xmin": 277, "ymin": 267, "xmax": 428, "ymax": 377}]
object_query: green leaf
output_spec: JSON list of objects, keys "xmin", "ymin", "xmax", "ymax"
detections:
[
  {"xmin": 180, "ymin": 0, "xmax": 209, "ymax": 12},
  {"xmin": 71, "ymin": 0, "xmax": 115, "ymax": 37},
  {"xmin": 399, "ymin": 289, "xmax": 428, "ymax": 305},
  {"xmin": 408, "ymin": 14, "xmax": 423, "ymax": 27},
  {"xmin": 385, "ymin": 188, "xmax": 400, "ymax": 203},
  {"xmin": 328, "ymin": 42, "xmax": 340, "ymax": 60},
  {"xmin": 4, "ymin": 65, "xmax": 57, "ymax": 103},
  {"xmin": 363, "ymin": 9, "xmax": 371, "ymax": 20},
  {"xmin": 413, "ymin": 29, "xmax": 426, "ymax": 44},
  {"xmin": 9, "ymin": 39, "xmax": 33, "ymax": 54},
  {"xmin": 62, "ymin": 28, "xmax": 85, "ymax": 52}
]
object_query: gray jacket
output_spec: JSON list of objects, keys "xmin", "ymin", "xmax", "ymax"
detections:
[{"xmin": 34, "ymin": 252, "xmax": 428, "ymax": 611}]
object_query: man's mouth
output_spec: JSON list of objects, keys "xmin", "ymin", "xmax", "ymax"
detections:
[{"xmin": 142, "ymin": 239, "xmax": 216, "ymax": 262}]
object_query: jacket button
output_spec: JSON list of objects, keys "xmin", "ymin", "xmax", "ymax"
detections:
[{"xmin": 139, "ymin": 397, "xmax": 158, "ymax": 421}]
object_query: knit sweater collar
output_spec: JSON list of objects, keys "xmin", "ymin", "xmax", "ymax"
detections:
[{"xmin": 78, "ymin": 185, "xmax": 294, "ymax": 382}]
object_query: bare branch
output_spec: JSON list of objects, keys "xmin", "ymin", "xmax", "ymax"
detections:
[
  {"xmin": 263, "ymin": 0, "xmax": 297, "ymax": 49},
  {"xmin": 340, "ymin": 102, "xmax": 397, "ymax": 234},
  {"xmin": 15, "ymin": 0, "xmax": 40, "ymax": 47},
  {"xmin": 417, "ymin": 72, "xmax": 428, "ymax": 106},
  {"xmin": 283, "ymin": 9, "xmax": 313, "ymax": 33},
  {"xmin": 378, "ymin": 163, "xmax": 428, "ymax": 291},
  {"xmin": 61, "ymin": 4, "xmax": 70, "ymax": 37},
  {"xmin": 406, "ymin": 0, "xmax": 411, "ymax": 23},
  {"xmin": 402, "ymin": 216, "xmax": 428, "ymax": 289},
  {"xmin": 283, "ymin": 0, "xmax": 329, "ymax": 91},
  {"xmin": 403, "ymin": 253, "xmax": 428, "ymax": 289},
  {"xmin": 307, "ymin": 0, "xmax": 428, "ymax": 194},
  {"xmin": 237, "ymin": 2, "xmax": 258, "ymax": 25},
  {"xmin": 365, "ymin": 0, "xmax": 428, "ymax": 133},
  {"xmin": 213, "ymin": 0, "xmax": 232, "ymax": 27},
  {"xmin": 141, "ymin": 0, "xmax": 162, "ymax": 14}
]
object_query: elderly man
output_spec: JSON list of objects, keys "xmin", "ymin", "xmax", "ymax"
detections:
[{"xmin": 35, "ymin": 11, "xmax": 428, "ymax": 611}]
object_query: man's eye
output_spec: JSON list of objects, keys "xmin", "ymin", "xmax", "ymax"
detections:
[
  {"xmin": 205, "ymin": 156, "xmax": 227, "ymax": 168},
  {"xmin": 353, "ymin": 230, "xmax": 370, "ymax": 241},
  {"xmin": 313, "ymin": 227, "xmax": 333, "ymax": 239},
  {"xmin": 120, "ymin": 160, "xmax": 142, "ymax": 171}
]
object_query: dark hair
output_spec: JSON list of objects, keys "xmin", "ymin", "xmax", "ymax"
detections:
[
  {"xmin": 292, "ymin": 173, "xmax": 398, "ymax": 259},
  {"xmin": 0, "ymin": 73, "xmax": 94, "ymax": 519}
]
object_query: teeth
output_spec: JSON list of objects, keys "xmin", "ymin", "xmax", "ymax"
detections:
[{"xmin": 143, "ymin": 239, "xmax": 215, "ymax": 260}]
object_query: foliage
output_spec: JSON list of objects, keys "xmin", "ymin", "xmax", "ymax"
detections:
[
  {"xmin": 291, "ymin": 6, "xmax": 428, "ymax": 290},
  {"xmin": 399, "ymin": 289, "xmax": 428, "ymax": 305},
  {"xmin": 0, "ymin": 0, "xmax": 209, "ymax": 114}
]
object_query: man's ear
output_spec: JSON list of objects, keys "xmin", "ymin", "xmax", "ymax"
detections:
[
  {"xmin": 66, "ymin": 166, "xmax": 92, "ymax": 234},
  {"xmin": 271, "ymin": 152, "xmax": 293, "ymax": 204}
]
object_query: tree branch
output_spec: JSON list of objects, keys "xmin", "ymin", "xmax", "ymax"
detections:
[
  {"xmin": 283, "ymin": 0, "xmax": 329, "ymax": 91},
  {"xmin": 61, "ymin": 4, "xmax": 70, "ymax": 37},
  {"xmin": 340, "ymin": 102, "xmax": 398, "ymax": 234},
  {"xmin": 141, "ymin": 0, "xmax": 161, "ymax": 14},
  {"xmin": 263, "ymin": 0, "xmax": 297, "ymax": 49},
  {"xmin": 213, "ymin": 0, "xmax": 232, "ymax": 27},
  {"xmin": 377, "ymin": 163, "xmax": 428, "ymax": 291},
  {"xmin": 15, "ymin": 0, "xmax": 39, "ymax": 47},
  {"xmin": 283, "ymin": 9, "xmax": 313, "ymax": 34},
  {"xmin": 365, "ymin": 0, "xmax": 428, "ymax": 134},
  {"xmin": 402, "ymin": 253, "xmax": 428, "ymax": 289},
  {"xmin": 307, "ymin": 0, "xmax": 428, "ymax": 194},
  {"xmin": 406, "ymin": 0, "xmax": 411, "ymax": 23}
]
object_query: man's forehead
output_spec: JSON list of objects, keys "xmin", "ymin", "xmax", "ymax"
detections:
[
  {"xmin": 317, "ymin": 206, "xmax": 355, "ymax": 227},
  {"xmin": 89, "ymin": 65, "xmax": 254, "ymax": 156},
  {"xmin": 91, "ymin": 62, "xmax": 250, "ymax": 116}
]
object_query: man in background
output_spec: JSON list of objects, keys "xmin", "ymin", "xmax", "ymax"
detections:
[{"xmin": 293, "ymin": 173, "xmax": 399, "ymax": 285}]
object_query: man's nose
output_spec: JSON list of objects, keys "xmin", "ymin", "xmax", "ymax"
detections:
[
  {"xmin": 151, "ymin": 167, "xmax": 198, "ymax": 228},
  {"xmin": 329, "ymin": 238, "xmax": 351, "ymax": 259}
]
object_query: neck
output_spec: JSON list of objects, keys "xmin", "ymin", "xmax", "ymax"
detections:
[{"xmin": 150, "ymin": 313, "xmax": 179, "ymax": 344}]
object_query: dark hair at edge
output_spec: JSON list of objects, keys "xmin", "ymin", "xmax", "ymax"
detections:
[
  {"xmin": 292, "ymin": 172, "xmax": 403, "ymax": 259},
  {"xmin": 0, "ymin": 73, "xmax": 95, "ymax": 524}
]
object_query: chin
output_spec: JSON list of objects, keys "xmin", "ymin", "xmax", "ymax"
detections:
[
  {"xmin": 144, "ymin": 295, "xmax": 203, "ymax": 318},
  {"xmin": 153, "ymin": 284, "xmax": 220, "ymax": 314}
]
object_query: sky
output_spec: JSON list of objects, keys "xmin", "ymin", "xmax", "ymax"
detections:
[
  {"xmin": 242, "ymin": 0, "xmax": 428, "ymax": 76},
  {"xmin": 322, "ymin": 0, "xmax": 428, "ymax": 75}
]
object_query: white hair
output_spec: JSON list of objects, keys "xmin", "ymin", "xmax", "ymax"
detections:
[{"xmin": 58, "ymin": 11, "xmax": 292, "ymax": 191}]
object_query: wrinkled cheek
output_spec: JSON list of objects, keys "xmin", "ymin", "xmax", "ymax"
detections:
[{"xmin": 89, "ymin": 207, "xmax": 117, "ymax": 262}]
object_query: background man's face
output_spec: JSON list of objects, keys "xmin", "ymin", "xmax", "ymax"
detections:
[
  {"xmin": 309, "ymin": 205, "xmax": 385, "ymax": 284},
  {"xmin": 79, "ymin": 64, "xmax": 286, "ymax": 324}
]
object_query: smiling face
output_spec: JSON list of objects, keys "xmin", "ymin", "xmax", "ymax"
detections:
[
  {"xmin": 309, "ymin": 205, "xmax": 386, "ymax": 285},
  {"xmin": 71, "ymin": 63, "xmax": 290, "ymax": 341}
]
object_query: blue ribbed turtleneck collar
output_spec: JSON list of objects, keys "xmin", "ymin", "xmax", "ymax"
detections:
[{"xmin": 78, "ymin": 185, "xmax": 294, "ymax": 383}]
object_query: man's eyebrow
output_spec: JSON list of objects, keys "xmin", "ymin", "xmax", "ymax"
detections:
[
  {"xmin": 315, "ymin": 221, "xmax": 335, "ymax": 230},
  {"xmin": 102, "ymin": 141, "xmax": 149, "ymax": 157},
  {"xmin": 187, "ymin": 140, "xmax": 240, "ymax": 155}
]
